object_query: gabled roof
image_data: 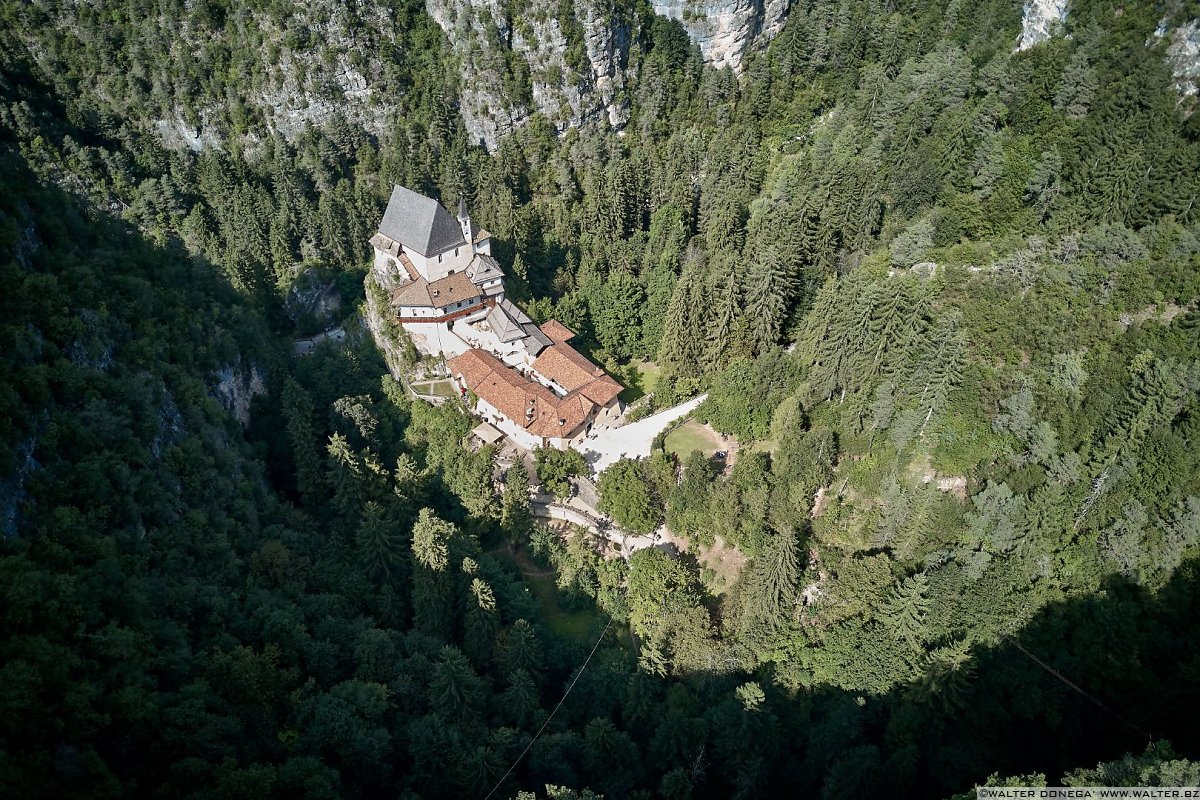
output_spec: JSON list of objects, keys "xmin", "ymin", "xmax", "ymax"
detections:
[
  {"xmin": 532, "ymin": 343, "xmax": 605, "ymax": 391},
  {"xmin": 539, "ymin": 320, "xmax": 575, "ymax": 344},
  {"xmin": 486, "ymin": 299, "xmax": 552, "ymax": 354},
  {"xmin": 427, "ymin": 271, "xmax": 482, "ymax": 305},
  {"xmin": 467, "ymin": 253, "xmax": 504, "ymax": 284},
  {"xmin": 486, "ymin": 301, "xmax": 528, "ymax": 343},
  {"xmin": 392, "ymin": 270, "xmax": 482, "ymax": 309},
  {"xmin": 448, "ymin": 349, "xmax": 596, "ymax": 438},
  {"xmin": 530, "ymin": 340, "xmax": 623, "ymax": 408},
  {"xmin": 379, "ymin": 186, "xmax": 467, "ymax": 258},
  {"xmin": 392, "ymin": 277, "xmax": 431, "ymax": 307},
  {"xmin": 471, "ymin": 421, "xmax": 505, "ymax": 445},
  {"xmin": 369, "ymin": 232, "xmax": 401, "ymax": 257},
  {"xmin": 576, "ymin": 375, "xmax": 623, "ymax": 406}
]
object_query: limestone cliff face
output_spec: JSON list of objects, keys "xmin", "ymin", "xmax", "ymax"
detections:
[
  {"xmin": 650, "ymin": 0, "xmax": 789, "ymax": 73},
  {"xmin": 123, "ymin": 4, "xmax": 397, "ymax": 151},
  {"xmin": 1157, "ymin": 19, "xmax": 1200, "ymax": 112},
  {"xmin": 426, "ymin": 0, "xmax": 631, "ymax": 150},
  {"xmin": 210, "ymin": 363, "xmax": 266, "ymax": 428},
  {"xmin": 1014, "ymin": 0, "xmax": 1068, "ymax": 51}
]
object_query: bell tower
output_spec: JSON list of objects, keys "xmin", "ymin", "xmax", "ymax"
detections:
[{"xmin": 457, "ymin": 196, "xmax": 473, "ymax": 248}]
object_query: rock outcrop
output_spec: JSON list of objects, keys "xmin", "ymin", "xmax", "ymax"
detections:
[
  {"xmin": 145, "ymin": 4, "xmax": 398, "ymax": 150},
  {"xmin": 650, "ymin": 0, "xmax": 790, "ymax": 73},
  {"xmin": 1157, "ymin": 18, "xmax": 1200, "ymax": 112},
  {"xmin": 210, "ymin": 363, "xmax": 267, "ymax": 428},
  {"xmin": 425, "ymin": 0, "xmax": 631, "ymax": 150},
  {"xmin": 1014, "ymin": 0, "xmax": 1068, "ymax": 51},
  {"xmin": 285, "ymin": 268, "xmax": 344, "ymax": 332},
  {"xmin": 363, "ymin": 277, "xmax": 412, "ymax": 379}
]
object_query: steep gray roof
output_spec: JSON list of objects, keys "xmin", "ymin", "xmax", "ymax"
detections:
[
  {"xmin": 485, "ymin": 299, "xmax": 551, "ymax": 355},
  {"xmin": 379, "ymin": 186, "xmax": 467, "ymax": 258},
  {"xmin": 486, "ymin": 302, "xmax": 527, "ymax": 343},
  {"xmin": 467, "ymin": 253, "xmax": 504, "ymax": 285}
]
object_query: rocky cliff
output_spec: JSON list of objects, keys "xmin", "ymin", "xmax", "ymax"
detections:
[
  {"xmin": 650, "ymin": 0, "xmax": 789, "ymax": 73},
  {"xmin": 425, "ymin": 0, "xmax": 632, "ymax": 150},
  {"xmin": 1158, "ymin": 18, "xmax": 1200, "ymax": 112},
  {"xmin": 1014, "ymin": 0, "xmax": 1068, "ymax": 51},
  {"xmin": 156, "ymin": 3, "xmax": 398, "ymax": 151}
]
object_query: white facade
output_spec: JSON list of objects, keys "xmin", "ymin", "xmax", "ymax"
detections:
[
  {"xmin": 411, "ymin": 246, "xmax": 474, "ymax": 281},
  {"xmin": 471, "ymin": 397, "xmax": 586, "ymax": 451},
  {"xmin": 397, "ymin": 294, "xmax": 484, "ymax": 318}
]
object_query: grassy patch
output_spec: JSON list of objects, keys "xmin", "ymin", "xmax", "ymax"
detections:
[
  {"xmin": 412, "ymin": 379, "xmax": 457, "ymax": 398},
  {"xmin": 495, "ymin": 547, "xmax": 598, "ymax": 641},
  {"xmin": 665, "ymin": 419, "xmax": 723, "ymax": 459},
  {"xmin": 615, "ymin": 360, "xmax": 661, "ymax": 404}
]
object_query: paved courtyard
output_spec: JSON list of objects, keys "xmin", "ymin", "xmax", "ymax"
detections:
[{"xmin": 572, "ymin": 394, "xmax": 707, "ymax": 474}]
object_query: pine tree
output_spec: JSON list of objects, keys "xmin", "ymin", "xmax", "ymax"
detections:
[
  {"xmin": 879, "ymin": 573, "xmax": 930, "ymax": 652},
  {"xmin": 1054, "ymin": 49, "xmax": 1097, "ymax": 119},
  {"xmin": 499, "ymin": 619, "xmax": 542, "ymax": 682},
  {"xmin": 500, "ymin": 461, "xmax": 532, "ymax": 550},
  {"xmin": 704, "ymin": 258, "xmax": 743, "ymax": 373},
  {"xmin": 738, "ymin": 527, "xmax": 800, "ymax": 641},
  {"xmin": 430, "ymin": 646, "xmax": 483, "ymax": 721},
  {"xmin": 281, "ymin": 377, "xmax": 323, "ymax": 504},
  {"xmin": 411, "ymin": 508, "xmax": 457, "ymax": 639},
  {"xmin": 657, "ymin": 259, "xmax": 705, "ymax": 383},
  {"xmin": 742, "ymin": 257, "xmax": 793, "ymax": 356},
  {"xmin": 356, "ymin": 501, "xmax": 403, "ymax": 581},
  {"xmin": 463, "ymin": 577, "xmax": 500, "ymax": 667},
  {"xmin": 502, "ymin": 669, "xmax": 542, "ymax": 728}
]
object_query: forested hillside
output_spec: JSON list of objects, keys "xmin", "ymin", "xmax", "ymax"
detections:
[{"xmin": 2, "ymin": 0, "xmax": 1200, "ymax": 797}]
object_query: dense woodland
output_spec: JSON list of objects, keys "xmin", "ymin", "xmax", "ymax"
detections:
[{"xmin": 2, "ymin": 0, "xmax": 1200, "ymax": 797}]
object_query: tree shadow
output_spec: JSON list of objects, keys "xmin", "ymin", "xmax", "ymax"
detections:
[{"xmin": 709, "ymin": 561, "xmax": 1200, "ymax": 798}]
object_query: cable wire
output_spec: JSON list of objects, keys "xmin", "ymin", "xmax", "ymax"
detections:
[
  {"xmin": 1004, "ymin": 634, "xmax": 1153, "ymax": 743},
  {"xmin": 482, "ymin": 615, "xmax": 615, "ymax": 800}
]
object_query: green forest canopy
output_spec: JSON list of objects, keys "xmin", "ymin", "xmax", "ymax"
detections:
[{"xmin": 1, "ymin": 0, "xmax": 1199, "ymax": 797}]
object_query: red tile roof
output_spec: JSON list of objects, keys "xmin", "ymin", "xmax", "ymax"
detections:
[
  {"xmin": 531, "ymin": 345, "xmax": 594, "ymax": 391},
  {"xmin": 539, "ymin": 319, "xmax": 576, "ymax": 344},
  {"xmin": 448, "ymin": 349, "xmax": 596, "ymax": 438},
  {"xmin": 392, "ymin": 269, "xmax": 481, "ymax": 309},
  {"xmin": 576, "ymin": 375, "xmax": 623, "ymax": 406}
]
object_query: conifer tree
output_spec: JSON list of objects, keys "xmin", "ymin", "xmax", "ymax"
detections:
[
  {"xmin": 411, "ymin": 508, "xmax": 457, "ymax": 639},
  {"xmin": 463, "ymin": 577, "xmax": 500, "ymax": 667},
  {"xmin": 704, "ymin": 258, "xmax": 743, "ymax": 373},
  {"xmin": 430, "ymin": 646, "xmax": 483, "ymax": 721},
  {"xmin": 879, "ymin": 573, "xmax": 930, "ymax": 652},
  {"xmin": 356, "ymin": 501, "xmax": 403, "ymax": 581},
  {"xmin": 738, "ymin": 527, "xmax": 800, "ymax": 640},
  {"xmin": 657, "ymin": 259, "xmax": 705, "ymax": 383},
  {"xmin": 281, "ymin": 377, "xmax": 324, "ymax": 504},
  {"xmin": 502, "ymin": 669, "xmax": 542, "ymax": 728},
  {"xmin": 500, "ymin": 619, "xmax": 543, "ymax": 682},
  {"xmin": 500, "ymin": 461, "xmax": 532, "ymax": 550},
  {"xmin": 1054, "ymin": 49, "xmax": 1097, "ymax": 119}
]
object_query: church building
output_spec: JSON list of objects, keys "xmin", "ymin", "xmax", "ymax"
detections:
[
  {"xmin": 369, "ymin": 186, "xmax": 504, "ymax": 322},
  {"xmin": 369, "ymin": 186, "xmax": 625, "ymax": 451}
]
